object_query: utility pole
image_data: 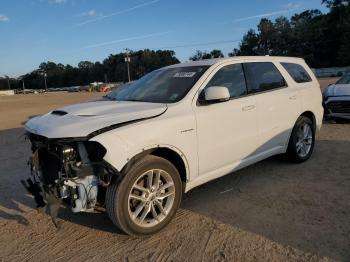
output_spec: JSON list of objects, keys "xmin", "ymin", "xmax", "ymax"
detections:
[
  {"xmin": 43, "ymin": 72, "xmax": 48, "ymax": 90},
  {"xmin": 4, "ymin": 75, "xmax": 10, "ymax": 90},
  {"xmin": 124, "ymin": 48, "xmax": 131, "ymax": 82}
]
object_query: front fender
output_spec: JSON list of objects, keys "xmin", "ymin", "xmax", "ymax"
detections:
[
  {"xmin": 90, "ymin": 133, "xmax": 190, "ymax": 181},
  {"xmin": 90, "ymin": 132, "xmax": 129, "ymax": 172}
]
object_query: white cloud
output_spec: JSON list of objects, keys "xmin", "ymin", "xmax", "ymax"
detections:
[
  {"xmin": 50, "ymin": 0, "xmax": 67, "ymax": 4},
  {"xmin": 219, "ymin": 3, "xmax": 302, "ymax": 24},
  {"xmin": 83, "ymin": 31, "xmax": 172, "ymax": 49},
  {"xmin": 75, "ymin": 0, "xmax": 161, "ymax": 27},
  {"xmin": 284, "ymin": 2, "xmax": 302, "ymax": 9},
  {"xmin": 0, "ymin": 14, "xmax": 9, "ymax": 22},
  {"xmin": 78, "ymin": 9, "xmax": 96, "ymax": 17},
  {"xmin": 233, "ymin": 10, "xmax": 294, "ymax": 22}
]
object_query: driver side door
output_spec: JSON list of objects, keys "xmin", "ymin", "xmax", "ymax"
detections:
[{"xmin": 193, "ymin": 63, "xmax": 258, "ymax": 178}]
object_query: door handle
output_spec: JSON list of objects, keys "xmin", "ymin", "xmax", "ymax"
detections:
[
  {"xmin": 242, "ymin": 105, "xmax": 255, "ymax": 111},
  {"xmin": 289, "ymin": 95, "xmax": 297, "ymax": 100}
]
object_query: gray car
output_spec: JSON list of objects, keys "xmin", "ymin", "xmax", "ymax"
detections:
[{"xmin": 323, "ymin": 74, "xmax": 350, "ymax": 121}]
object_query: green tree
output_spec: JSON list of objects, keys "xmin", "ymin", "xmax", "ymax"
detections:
[
  {"xmin": 229, "ymin": 0, "xmax": 350, "ymax": 68},
  {"xmin": 322, "ymin": 0, "xmax": 349, "ymax": 8},
  {"xmin": 189, "ymin": 49, "xmax": 224, "ymax": 61},
  {"xmin": 20, "ymin": 49, "xmax": 180, "ymax": 89},
  {"xmin": 228, "ymin": 29, "xmax": 259, "ymax": 56},
  {"xmin": 257, "ymin": 18, "xmax": 275, "ymax": 55}
]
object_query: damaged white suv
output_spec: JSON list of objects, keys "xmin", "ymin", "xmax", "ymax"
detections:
[{"xmin": 24, "ymin": 57, "xmax": 323, "ymax": 235}]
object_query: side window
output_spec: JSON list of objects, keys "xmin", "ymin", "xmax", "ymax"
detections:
[
  {"xmin": 243, "ymin": 62, "xmax": 286, "ymax": 94},
  {"xmin": 205, "ymin": 64, "xmax": 247, "ymax": 98},
  {"xmin": 281, "ymin": 62, "xmax": 312, "ymax": 83}
]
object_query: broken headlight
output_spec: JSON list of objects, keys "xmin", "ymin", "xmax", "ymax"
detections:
[{"xmin": 61, "ymin": 145, "xmax": 76, "ymax": 162}]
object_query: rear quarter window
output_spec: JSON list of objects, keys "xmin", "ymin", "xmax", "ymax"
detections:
[
  {"xmin": 281, "ymin": 62, "xmax": 312, "ymax": 83},
  {"xmin": 243, "ymin": 62, "xmax": 286, "ymax": 94}
]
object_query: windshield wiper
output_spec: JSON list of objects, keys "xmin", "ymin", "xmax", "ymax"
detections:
[
  {"xmin": 103, "ymin": 97, "xmax": 148, "ymax": 102},
  {"xmin": 103, "ymin": 95, "xmax": 117, "ymax": 101},
  {"xmin": 122, "ymin": 99, "xmax": 146, "ymax": 102}
]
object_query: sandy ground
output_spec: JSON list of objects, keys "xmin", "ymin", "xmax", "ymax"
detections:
[
  {"xmin": 0, "ymin": 83, "xmax": 350, "ymax": 261},
  {"xmin": 318, "ymin": 77, "xmax": 339, "ymax": 91}
]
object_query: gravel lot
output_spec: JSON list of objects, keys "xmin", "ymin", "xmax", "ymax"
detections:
[{"xmin": 1, "ymin": 81, "xmax": 349, "ymax": 261}]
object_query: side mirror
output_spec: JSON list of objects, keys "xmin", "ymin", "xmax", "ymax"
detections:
[{"xmin": 199, "ymin": 86, "xmax": 230, "ymax": 104}]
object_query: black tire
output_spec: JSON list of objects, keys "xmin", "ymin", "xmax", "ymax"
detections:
[
  {"xmin": 106, "ymin": 155, "xmax": 182, "ymax": 236},
  {"xmin": 286, "ymin": 116, "xmax": 315, "ymax": 163}
]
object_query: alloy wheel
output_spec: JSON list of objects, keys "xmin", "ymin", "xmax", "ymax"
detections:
[
  {"xmin": 127, "ymin": 169, "xmax": 175, "ymax": 228},
  {"xmin": 296, "ymin": 123, "xmax": 313, "ymax": 158}
]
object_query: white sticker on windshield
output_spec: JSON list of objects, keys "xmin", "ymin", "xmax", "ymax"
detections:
[{"xmin": 173, "ymin": 72, "xmax": 196, "ymax": 78}]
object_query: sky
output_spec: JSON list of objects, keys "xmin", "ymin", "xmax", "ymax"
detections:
[{"xmin": 0, "ymin": 0, "xmax": 328, "ymax": 77}]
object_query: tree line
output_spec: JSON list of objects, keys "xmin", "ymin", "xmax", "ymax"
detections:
[
  {"xmin": 190, "ymin": 0, "xmax": 350, "ymax": 68},
  {"xmin": 228, "ymin": 0, "xmax": 350, "ymax": 68},
  {"xmin": 0, "ymin": 50, "xmax": 179, "ymax": 90},
  {"xmin": 0, "ymin": 0, "xmax": 349, "ymax": 90}
]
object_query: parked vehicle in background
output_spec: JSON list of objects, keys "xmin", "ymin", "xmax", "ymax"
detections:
[
  {"xmin": 323, "ymin": 73, "xmax": 350, "ymax": 121},
  {"xmin": 67, "ymin": 86, "xmax": 80, "ymax": 92},
  {"xmin": 79, "ymin": 85, "xmax": 90, "ymax": 92},
  {"xmin": 23, "ymin": 56, "xmax": 323, "ymax": 236}
]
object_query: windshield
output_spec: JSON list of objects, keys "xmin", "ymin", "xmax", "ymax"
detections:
[
  {"xmin": 336, "ymin": 75, "xmax": 350, "ymax": 85},
  {"xmin": 106, "ymin": 66, "xmax": 209, "ymax": 103}
]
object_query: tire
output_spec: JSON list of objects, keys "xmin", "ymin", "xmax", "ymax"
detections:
[
  {"xmin": 286, "ymin": 116, "xmax": 315, "ymax": 163},
  {"xmin": 106, "ymin": 155, "xmax": 182, "ymax": 236}
]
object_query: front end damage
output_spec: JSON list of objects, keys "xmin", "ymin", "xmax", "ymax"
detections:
[{"xmin": 22, "ymin": 132, "xmax": 117, "ymax": 227}]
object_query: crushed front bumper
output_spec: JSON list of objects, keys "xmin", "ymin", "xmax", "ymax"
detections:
[
  {"xmin": 22, "ymin": 132, "xmax": 117, "ymax": 227},
  {"xmin": 323, "ymin": 97, "xmax": 350, "ymax": 119}
]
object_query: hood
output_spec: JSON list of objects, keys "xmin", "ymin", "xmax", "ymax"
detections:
[
  {"xmin": 324, "ymin": 84, "xmax": 350, "ymax": 98},
  {"xmin": 25, "ymin": 101, "xmax": 167, "ymax": 139}
]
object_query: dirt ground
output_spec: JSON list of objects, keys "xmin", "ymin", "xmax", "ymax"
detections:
[
  {"xmin": 318, "ymin": 77, "xmax": 340, "ymax": 91},
  {"xmin": 1, "ymin": 80, "xmax": 350, "ymax": 262}
]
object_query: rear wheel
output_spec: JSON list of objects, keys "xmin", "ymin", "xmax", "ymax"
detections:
[
  {"xmin": 106, "ymin": 155, "xmax": 182, "ymax": 236},
  {"xmin": 286, "ymin": 116, "xmax": 315, "ymax": 162}
]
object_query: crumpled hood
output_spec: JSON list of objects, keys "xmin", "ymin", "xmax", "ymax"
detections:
[
  {"xmin": 324, "ymin": 84, "xmax": 350, "ymax": 98},
  {"xmin": 25, "ymin": 101, "xmax": 167, "ymax": 138}
]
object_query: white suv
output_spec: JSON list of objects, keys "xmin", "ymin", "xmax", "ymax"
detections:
[{"xmin": 24, "ymin": 56, "xmax": 323, "ymax": 235}]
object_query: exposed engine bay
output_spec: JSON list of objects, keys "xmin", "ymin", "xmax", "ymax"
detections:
[{"xmin": 22, "ymin": 132, "xmax": 116, "ymax": 227}]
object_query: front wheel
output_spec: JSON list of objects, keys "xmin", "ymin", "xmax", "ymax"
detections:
[
  {"xmin": 286, "ymin": 116, "xmax": 315, "ymax": 162},
  {"xmin": 106, "ymin": 155, "xmax": 182, "ymax": 236}
]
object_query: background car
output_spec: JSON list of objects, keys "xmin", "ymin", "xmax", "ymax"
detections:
[{"xmin": 323, "ymin": 73, "xmax": 350, "ymax": 122}]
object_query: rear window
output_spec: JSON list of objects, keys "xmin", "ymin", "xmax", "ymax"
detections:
[
  {"xmin": 281, "ymin": 62, "xmax": 312, "ymax": 83},
  {"xmin": 243, "ymin": 62, "xmax": 286, "ymax": 93}
]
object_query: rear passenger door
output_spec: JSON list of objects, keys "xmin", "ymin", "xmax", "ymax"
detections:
[{"xmin": 243, "ymin": 61, "xmax": 301, "ymax": 154}]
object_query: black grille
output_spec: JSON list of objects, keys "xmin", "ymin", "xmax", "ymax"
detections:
[{"xmin": 327, "ymin": 101, "xmax": 350, "ymax": 114}]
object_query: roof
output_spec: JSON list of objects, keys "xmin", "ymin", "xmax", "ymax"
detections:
[{"xmin": 165, "ymin": 56, "xmax": 305, "ymax": 68}]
